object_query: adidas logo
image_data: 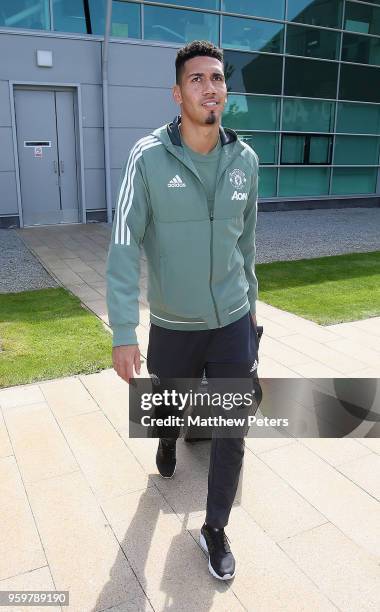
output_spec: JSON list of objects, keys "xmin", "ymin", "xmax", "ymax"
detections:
[
  {"xmin": 168, "ymin": 175, "xmax": 186, "ymax": 188},
  {"xmin": 249, "ymin": 360, "xmax": 258, "ymax": 373}
]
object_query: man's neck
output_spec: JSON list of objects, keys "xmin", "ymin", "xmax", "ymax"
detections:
[{"xmin": 179, "ymin": 115, "xmax": 220, "ymax": 155}]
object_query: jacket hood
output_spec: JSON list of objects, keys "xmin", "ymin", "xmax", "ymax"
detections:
[{"xmin": 152, "ymin": 115, "xmax": 241, "ymax": 152}]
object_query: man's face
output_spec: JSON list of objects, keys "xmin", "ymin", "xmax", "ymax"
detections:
[{"xmin": 173, "ymin": 55, "xmax": 227, "ymax": 126}]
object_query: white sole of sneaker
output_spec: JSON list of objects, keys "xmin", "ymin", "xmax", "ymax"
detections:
[
  {"xmin": 159, "ymin": 464, "xmax": 176, "ymax": 479},
  {"xmin": 199, "ymin": 532, "xmax": 236, "ymax": 580}
]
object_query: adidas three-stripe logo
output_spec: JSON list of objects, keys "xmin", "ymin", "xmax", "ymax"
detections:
[
  {"xmin": 168, "ymin": 175, "xmax": 186, "ymax": 188},
  {"xmin": 114, "ymin": 135, "xmax": 162, "ymax": 245}
]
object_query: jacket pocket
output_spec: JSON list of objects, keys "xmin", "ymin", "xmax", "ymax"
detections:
[{"xmin": 159, "ymin": 255, "xmax": 204, "ymax": 316}]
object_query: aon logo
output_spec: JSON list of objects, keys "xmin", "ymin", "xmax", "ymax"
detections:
[{"xmin": 232, "ymin": 191, "xmax": 248, "ymax": 201}]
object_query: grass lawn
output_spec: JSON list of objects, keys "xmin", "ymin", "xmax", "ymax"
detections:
[
  {"xmin": 0, "ymin": 287, "xmax": 112, "ymax": 388},
  {"xmin": 256, "ymin": 251, "xmax": 380, "ymax": 325}
]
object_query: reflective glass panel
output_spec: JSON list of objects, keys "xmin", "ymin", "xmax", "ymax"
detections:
[
  {"xmin": 284, "ymin": 57, "xmax": 338, "ymax": 98},
  {"xmin": 224, "ymin": 51, "xmax": 283, "ymax": 95},
  {"xmin": 334, "ymin": 136, "xmax": 380, "ymax": 165},
  {"xmin": 339, "ymin": 64, "xmax": 380, "ymax": 103},
  {"xmin": 239, "ymin": 132, "xmax": 279, "ymax": 164},
  {"xmin": 144, "ymin": 6, "xmax": 218, "ymax": 44},
  {"xmin": 53, "ymin": 0, "xmax": 86, "ymax": 33},
  {"xmin": 281, "ymin": 135, "xmax": 305, "ymax": 163},
  {"xmin": 309, "ymin": 136, "xmax": 331, "ymax": 163},
  {"xmin": 342, "ymin": 33, "xmax": 380, "ymax": 67},
  {"xmin": 88, "ymin": 0, "xmax": 140, "ymax": 37},
  {"xmin": 0, "ymin": 0, "xmax": 50, "ymax": 30},
  {"xmin": 222, "ymin": 16, "xmax": 284, "ymax": 53},
  {"xmin": 223, "ymin": 95, "xmax": 280, "ymax": 130},
  {"xmin": 258, "ymin": 167, "xmax": 278, "ymax": 197},
  {"xmin": 337, "ymin": 102, "xmax": 380, "ymax": 135},
  {"xmin": 148, "ymin": 0, "xmax": 219, "ymax": 9},
  {"xmin": 222, "ymin": 0, "xmax": 285, "ymax": 20},
  {"xmin": 279, "ymin": 167, "xmax": 330, "ymax": 195},
  {"xmin": 286, "ymin": 24, "xmax": 340, "ymax": 60},
  {"xmin": 287, "ymin": 0, "xmax": 343, "ymax": 29},
  {"xmin": 282, "ymin": 98, "xmax": 335, "ymax": 132},
  {"xmin": 331, "ymin": 167, "xmax": 378, "ymax": 194},
  {"xmin": 282, "ymin": 134, "xmax": 331, "ymax": 163},
  {"xmin": 345, "ymin": 2, "xmax": 380, "ymax": 36}
]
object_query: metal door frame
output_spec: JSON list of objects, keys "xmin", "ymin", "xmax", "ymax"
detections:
[{"xmin": 9, "ymin": 81, "xmax": 86, "ymax": 227}]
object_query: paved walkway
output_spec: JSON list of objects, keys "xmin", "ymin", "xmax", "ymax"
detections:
[{"xmin": 0, "ymin": 222, "xmax": 378, "ymax": 611}]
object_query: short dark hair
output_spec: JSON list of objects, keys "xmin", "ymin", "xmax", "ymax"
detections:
[{"xmin": 175, "ymin": 40, "xmax": 224, "ymax": 84}]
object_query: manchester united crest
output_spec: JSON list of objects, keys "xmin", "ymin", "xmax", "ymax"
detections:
[{"xmin": 229, "ymin": 168, "xmax": 247, "ymax": 190}]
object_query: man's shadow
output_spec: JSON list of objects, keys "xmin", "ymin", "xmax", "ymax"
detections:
[{"xmin": 92, "ymin": 437, "xmax": 245, "ymax": 611}]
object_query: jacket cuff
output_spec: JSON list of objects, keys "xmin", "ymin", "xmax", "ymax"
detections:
[
  {"xmin": 111, "ymin": 325, "xmax": 138, "ymax": 347},
  {"xmin": 249, "ymin": 300, "xmax": 256, "ymax": 315}
]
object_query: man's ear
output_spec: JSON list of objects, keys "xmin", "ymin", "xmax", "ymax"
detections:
[{"xmin": 172, "ymin": 84, "xmax": 182, "ymax": 106}]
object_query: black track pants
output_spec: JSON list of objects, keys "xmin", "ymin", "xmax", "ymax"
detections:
[{"xmin": 146, "ymin": 312, "xmax": 260, "ymax": 528}]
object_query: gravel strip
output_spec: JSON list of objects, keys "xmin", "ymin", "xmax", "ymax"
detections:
[
  {"xmin": 256, "ymin": 207, "xmax": 380, "ymax": 263},
  {"xmin": 0, "ymin": 229, "xmax": 58, "ymax": 293}
]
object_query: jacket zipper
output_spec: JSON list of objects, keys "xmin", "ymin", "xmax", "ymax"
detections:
[
  {"xmin": 166, "ymin": 146, "xmax": 240, "ymax": 326},
  {"xmin": 209, "ymin": 205, "xmax": 221, "ymax": 327}
]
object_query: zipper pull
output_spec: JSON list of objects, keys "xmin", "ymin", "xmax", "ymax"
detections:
[{"xmin": 210, "ymin": 213, "xmax": 213, "ymax": 221}]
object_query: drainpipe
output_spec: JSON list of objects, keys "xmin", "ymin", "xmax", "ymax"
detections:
[{"xmin": 102, "ymin": 0, "xmax": 113, "ymax": 223}]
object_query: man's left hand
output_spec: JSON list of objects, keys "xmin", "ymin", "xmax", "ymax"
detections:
[{"xmin": 251, "ymin": 313, "xmax": 257, "ymax": 328}]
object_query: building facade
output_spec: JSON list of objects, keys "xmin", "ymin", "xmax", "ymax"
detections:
[{"xmin": 0, "ymin": 0, "xmax": 379, "ymax": 228}]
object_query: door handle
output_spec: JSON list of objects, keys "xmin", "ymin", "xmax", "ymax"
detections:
[
  {"xmin": 53, "ymin": 160, "xmax": 58, "ymax": 173},
  {"xmin": 59, "ymin": 160, "xmax": 64, "ymax": 174}
]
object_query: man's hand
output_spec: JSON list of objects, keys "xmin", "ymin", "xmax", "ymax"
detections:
[
  {"xmin": 112, "ymin": 345, "xmax": 141, "ymax": 384},
  {"xmin": 251, "ymin": 313, "xmax": 257, "ymax": 328}
]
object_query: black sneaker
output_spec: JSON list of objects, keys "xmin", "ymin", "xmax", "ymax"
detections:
[
  {"xmin": 199, "ymin": 523, "xmax": 236, "ymax": 580},
  {"xmin": 156, "ymin": 438, "xmax": 176, "ymax": 478}
]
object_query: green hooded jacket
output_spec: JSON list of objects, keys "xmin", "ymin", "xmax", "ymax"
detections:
[{"xmin": 106, "ymin": 115, "xmax": 259, "ymax": 347}]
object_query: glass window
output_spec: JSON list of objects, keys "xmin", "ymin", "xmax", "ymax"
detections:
[
  {"xmin": 238, "ymin": 132, "xmax": 279, "ymax": 164},
  {"xmin": 222, "ymin": 16, "xmax": 284, "ymax": 53},
  {"xmin": 223, "ymin": 94, "xmax": 280, "ymax": 131},
  {"xmin": 53, "ymin": 0, "xmax": 86, "ymax": 33},
  {"xmin": 0, "ymin": 0, "xmax": 50, "ymax": 30},
  {"xmin": 287, "ymin": 0, "xmax": 343, "ymax": 29},
  {"xmin": 286, "ymin": 24, "xmax": 340, "ymax": 60},
  {"xmin": 88, "ymin": 0, "xmax": 140, "ymax": 38},
  {"xmin": 282, "ymin": 98, "xmax": 335, "ymax": 132},
  {"xmin": 281, "ymin": 134, "xmax": 332, "ymax": 164},
  {"xmin": 340, "ymin": 64, "xmax": 380, "ymax": 103},
  {"xmin": 224, "ymin": 51, "xmax": 283, "ymax": 95},
  {"xmin": 342, "ymin": 33, "xmax": 380, "ymax": 67},
  {"xmin": 144, "ymin": 5, "xmax": 218, "ymax": 44},
  {"xmin": 334, "ymin": 136, "xmax": 380, "ymax": 165},
  {"xmin": 345, "ymin": 2, "xmax": 380, "ymax": 37},
  {"xmin": 337, "ymin": 102, "xmax": 380, "ymax": 135},
  {"xmin": 281, "ymin": 134, "xmax": 305, "ymax": 163},
  {"xmin": 279, "ymin": 167, "xmax": 330, "ymax": 195},
  {"xmin": 284, "ymin": 57, "xmax": 338, "ymax": 98},
  {"xmin": 310, "ymin": 136, "xmax": 331, "ymax": 163},
  {"xmin": 331, "ymin": 168, "xmax": 378, "ymax": 194},
  {"xmin": 258, "ymin": 167, "xmax": 278, "ymax": 197},
  {"xmin": 147, "ymin": 0, "xmax": 219, "ymax": 9},
  {"xmin": 222, "ymin": 0, "xmax": 285, "ymax": 20}
]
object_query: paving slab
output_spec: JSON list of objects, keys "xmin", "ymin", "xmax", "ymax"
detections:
[
  {"xmin": 27, "ymin": 470, "xmax": 148, "ymax": 612},
  {"xmin": 259, "ymin": 441, "xmax": 380, "ymax": 558},
  {"xmin": 0, "ymin": 456, "xmax": 46, "ymax": 582},
  {"xmin": 279, "ymin": 522, "xmax": 380, "ymax": 612}
]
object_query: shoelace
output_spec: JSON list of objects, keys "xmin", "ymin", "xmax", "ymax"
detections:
[
  {"xmin": 161, "ymin": 440, "xmax": 176, "ymax": 456},
  {"xmin": 206, "ymin": 528, "xmax": 231, "ymax": 554}
]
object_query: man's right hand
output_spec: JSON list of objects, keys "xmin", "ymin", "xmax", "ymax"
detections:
[{"xmin": 112, "ymin": 345, "xmax": 141, "ymax": 384}]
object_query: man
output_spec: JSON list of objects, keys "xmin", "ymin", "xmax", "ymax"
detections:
[{"xmin": 106, "ymin": 40, "xmax": 260, "ymax": 581}]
